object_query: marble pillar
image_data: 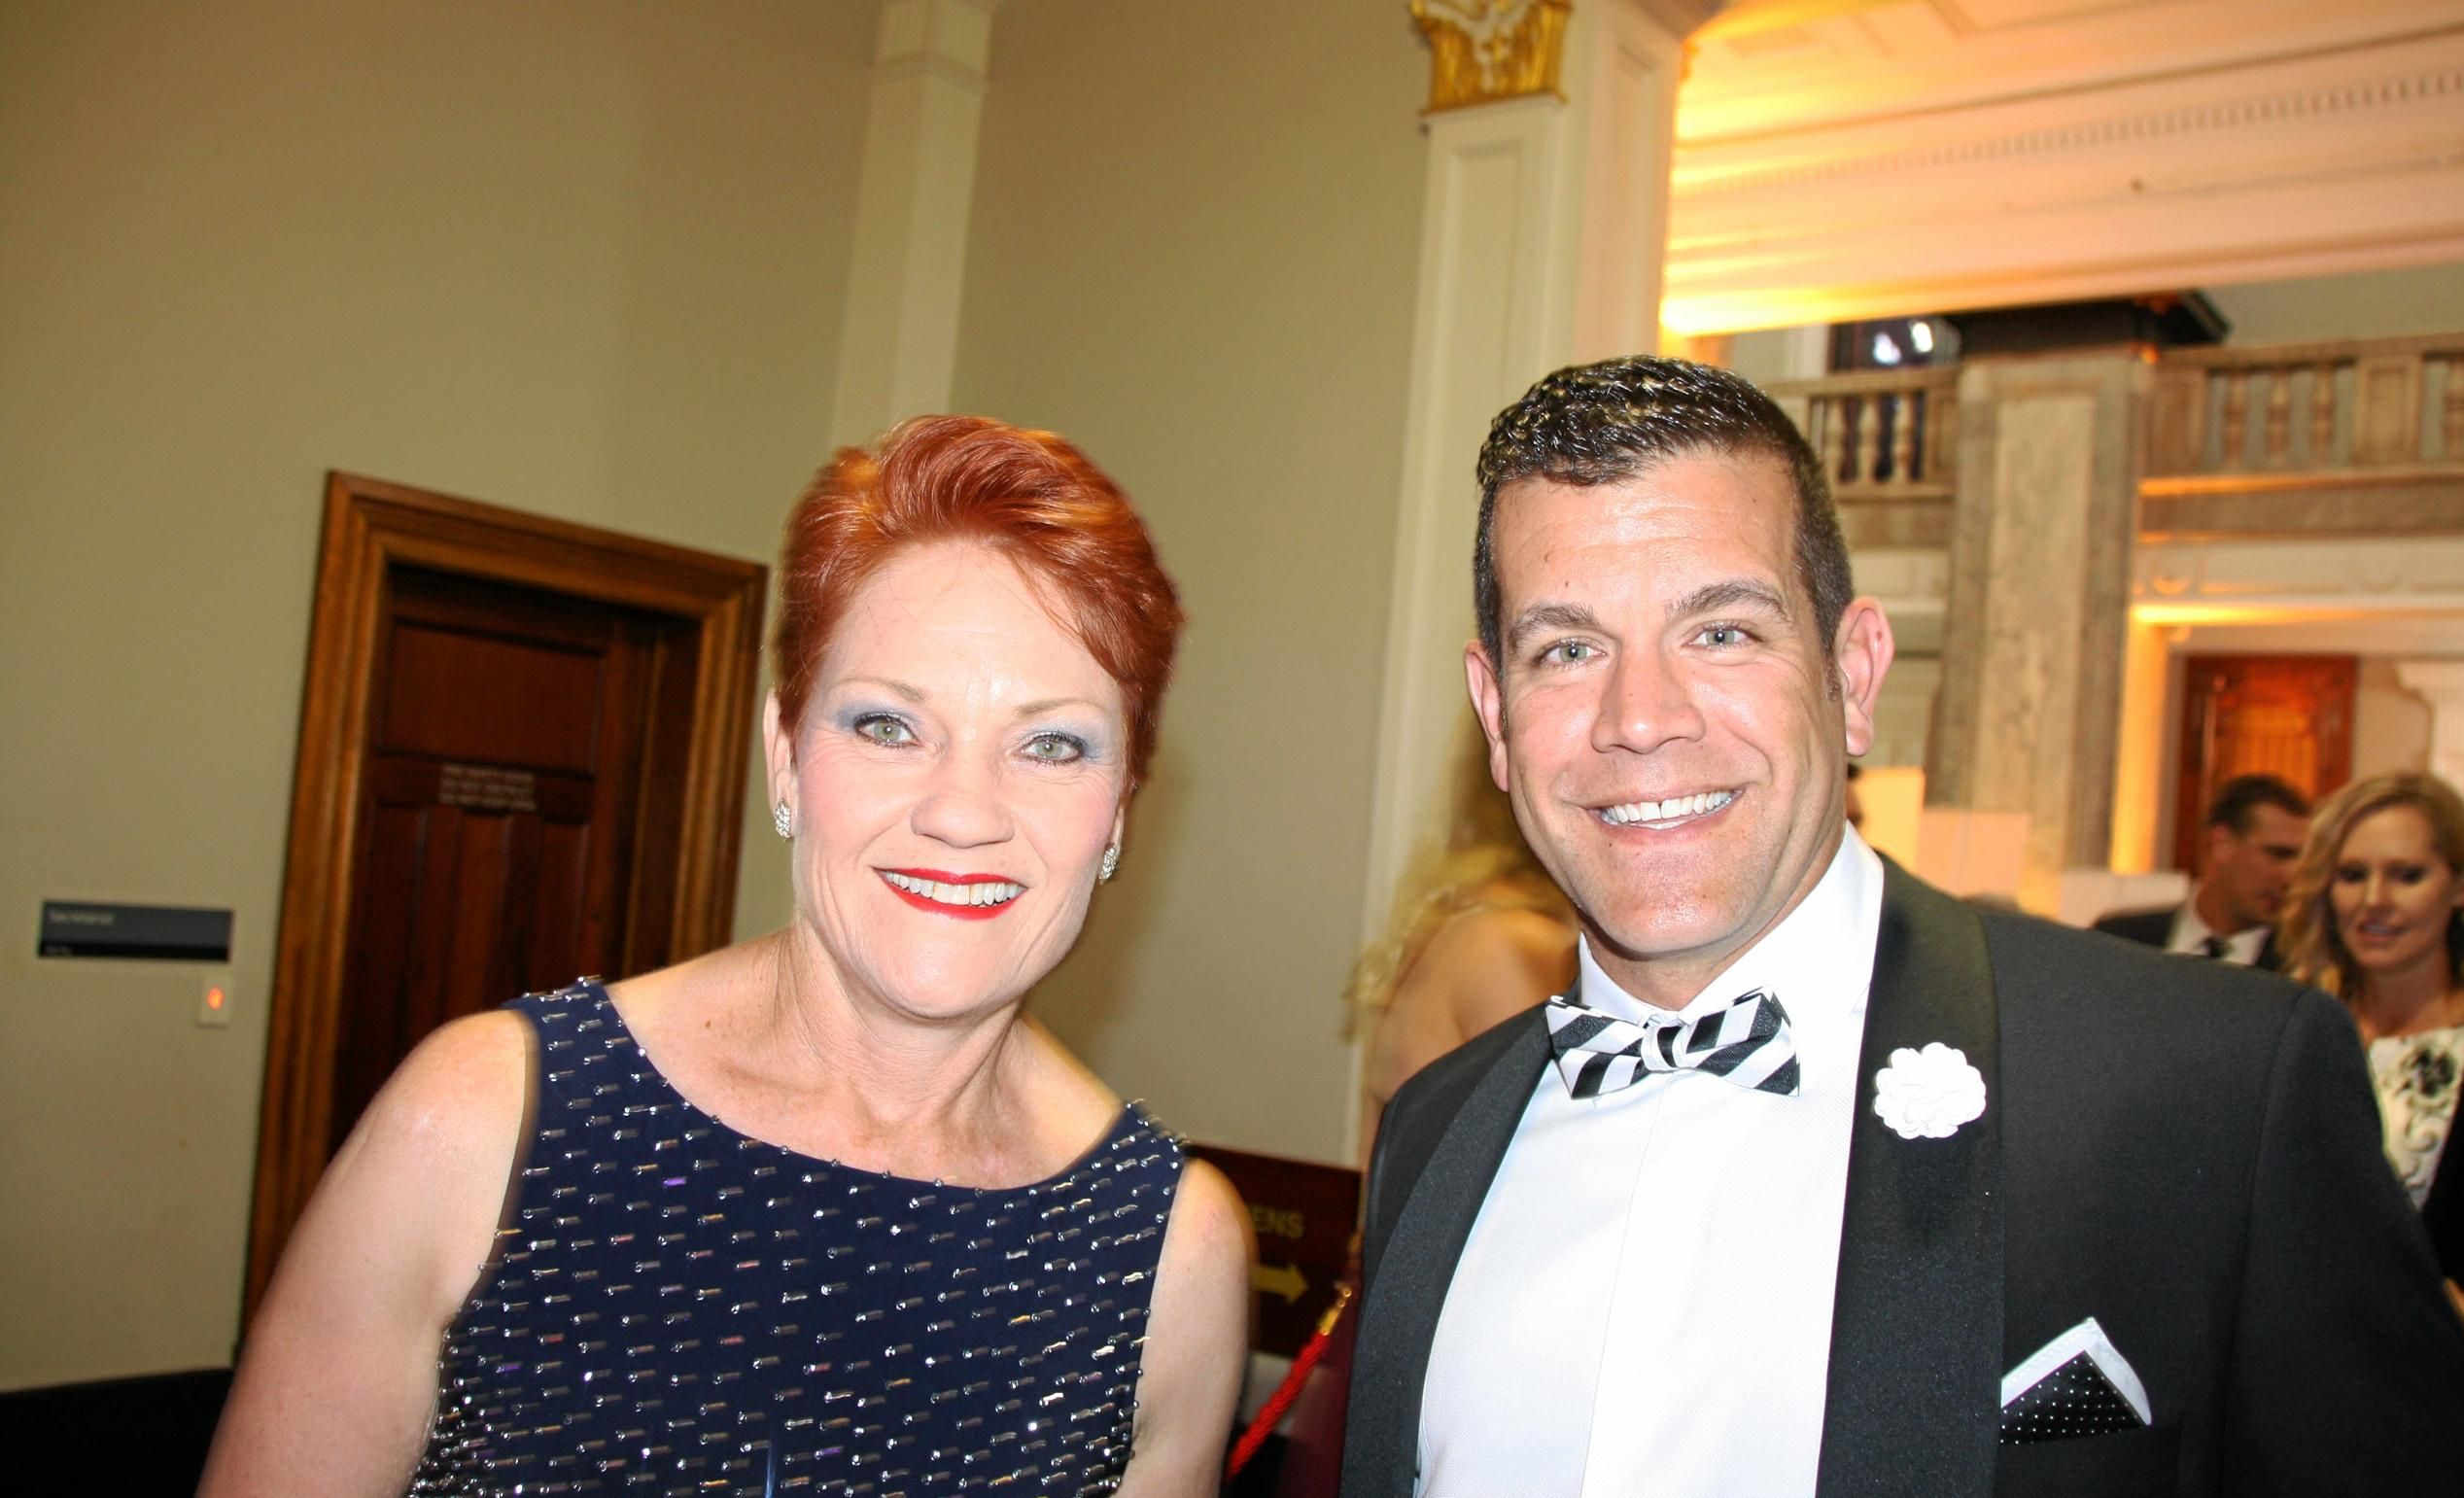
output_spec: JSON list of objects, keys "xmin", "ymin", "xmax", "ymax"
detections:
[{"xmin": 1926, "ymin": 353, "xmax": 2150, "ymax": 911}]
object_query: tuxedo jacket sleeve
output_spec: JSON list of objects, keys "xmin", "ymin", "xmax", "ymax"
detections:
[
  {"xmin": 2207, "ymin": 980, "xmax": 2464, "ymax": 1486},
  {"xmin": 1989, "ymin": 907, "xmax": 2464, "ymax": 1496}
]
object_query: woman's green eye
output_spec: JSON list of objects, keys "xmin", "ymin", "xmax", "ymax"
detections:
[
  {"xmin": 1026, "ymin": 733, "xmax": 1085, "ymax": 763},
  {"xmin": 856, "ymin": 714, "xmax": 913, "ymax": 745}
]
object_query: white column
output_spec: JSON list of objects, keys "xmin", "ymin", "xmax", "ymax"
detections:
[
  {"xmin": 2396, "ymin": 661, "xmax": 2464, "ymax": 789},
  {"xmin": 1566, "ymin": 2, "xmax": 1694, "ymax": 365},
  {"xmin": 830, "ymin": 0, "xmax": 999, "ymax": 446},
  {"xmin": 1358, "ymin": 0, "xmax": 1715, "ymax": 939}
]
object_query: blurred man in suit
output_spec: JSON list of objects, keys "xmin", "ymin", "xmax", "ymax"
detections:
[{"xmin": 2094, "ymin": 775, "xmax": 2308, "ymax": 968}]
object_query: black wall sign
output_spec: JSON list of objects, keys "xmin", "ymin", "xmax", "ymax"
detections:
[{"xmin": 38, "ymin": 902, "xmax": 233, "ymax": 961}]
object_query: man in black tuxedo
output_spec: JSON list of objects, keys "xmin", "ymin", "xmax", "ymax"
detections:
[
  {"xmin": 2092, "ymin": 774, "xmax": 2308, "ymax": 969},
  {"xmin": 1341, "ymin": 356, "xmax": 2464, "ymax": 1498}
]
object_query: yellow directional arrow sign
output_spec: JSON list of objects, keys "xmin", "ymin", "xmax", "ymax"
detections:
[{"xmin": 1253, "ymin": 1261, "xmax": 1309, "ymax": 1305}]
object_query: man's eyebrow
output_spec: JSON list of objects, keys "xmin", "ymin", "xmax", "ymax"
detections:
[
  {"xmin": 1506, "ymin": 602, "xmax": 1604, "ymax": 653},
  {"xmin": 1666, "ymin": 578, "xmax": 1790, "ymax": 623}
]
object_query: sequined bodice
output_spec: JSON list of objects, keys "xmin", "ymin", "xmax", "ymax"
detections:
[{"xmin": 411, "ymin": 981, "xmax": 1184, "ymax": 1496}]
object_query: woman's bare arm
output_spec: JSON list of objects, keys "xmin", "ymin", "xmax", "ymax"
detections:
[
  {"xmin": 1115, "ymin": 1157, "xmax": 1254, "ymax": 1496},
  {"xmin": 196, "ymin": 1010, "xmax": 532, "ymax": 1498}
]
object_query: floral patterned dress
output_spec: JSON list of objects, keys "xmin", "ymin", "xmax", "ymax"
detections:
[{"xmin": 2369, "ymin": 1023, "xmax": 2464, "ymax": 1210}]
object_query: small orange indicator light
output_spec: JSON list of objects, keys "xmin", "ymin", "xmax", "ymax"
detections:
[{"xmin": 205, "ymin": 986, "xmax": 226, "ymax": 1011}]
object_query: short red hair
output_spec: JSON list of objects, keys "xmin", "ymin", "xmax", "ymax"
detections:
[{"xmin": 773, "ymin": 415, "xmax": 1184, "ymax": 783}]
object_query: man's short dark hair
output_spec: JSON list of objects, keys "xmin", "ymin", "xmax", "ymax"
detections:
[
  {"xmin": 2206, "ymin": 773, "xmax": 2311, "ymax": 835},
  {"xmin": 1473, "ymin": 355, "xmax": 1851, "ymax": 670}
]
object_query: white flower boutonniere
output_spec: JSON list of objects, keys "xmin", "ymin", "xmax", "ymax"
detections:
[{"xmin": 1873, "ymin": 1042, "xmax": 1987, "ymax": 1140}]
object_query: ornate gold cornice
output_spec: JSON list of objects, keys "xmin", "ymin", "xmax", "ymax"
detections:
[{"xmin": 1410, "ymin": 0, "xmax": 1573, "ymax": 115}]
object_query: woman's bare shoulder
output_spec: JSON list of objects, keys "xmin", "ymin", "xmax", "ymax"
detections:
[
  {"xmin": 1418, "ymin": 903, "xmax": 1575, "ymax": 983},
  {"xmin": 293, "ymin": 1003, "xmax": 540, "ymax": 1317},
  {"xmin": 1161, "ymin": 1155, "xmax": 1250, "ymax": 1277},
  {"xmin": 385, "ymin": 1006, "xmax": 534, "ymax": 1113},
  {"xmin": 336, "ymin": 1008, "xmax": 537, "ymax": 1257}
]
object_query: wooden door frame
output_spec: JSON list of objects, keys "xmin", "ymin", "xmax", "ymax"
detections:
[
  {"xmin": 244, "ymin": 471, "xmax": 767, "ymax": 1314},
  {"xmin": 2170, "ymin": 651, "xmax": 2357, "ymax": 872}
]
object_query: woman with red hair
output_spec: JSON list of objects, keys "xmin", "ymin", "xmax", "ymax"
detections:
[{"xmin": 205, "ymin": 418, "xmax": 1251, "ymax": 1497}]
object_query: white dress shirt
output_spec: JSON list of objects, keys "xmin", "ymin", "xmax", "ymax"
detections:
[
  {"xmin": 2165, "ymin": 897, "xmax": 2268, "ymax": 965},
  {"xmin": 1416, "ymin": 831, "xmax": 1886, "ymax": 1498}
]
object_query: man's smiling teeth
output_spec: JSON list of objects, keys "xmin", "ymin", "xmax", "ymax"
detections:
[
  {"xmin": 1599, "ymin": 790, "xmax": 1736, "ymax": 826},
  {"xmin": 882, "ymin": 872, "xmax": 1024, "ymax": 907}
]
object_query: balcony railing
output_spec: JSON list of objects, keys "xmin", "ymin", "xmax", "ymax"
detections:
[
  {"xmin": 1764, "ymin": 367, "xmax": 1960, "ymax": 501},
  {"xmin": 1766, "ymin": 333, "xmax": 2464, "ymax": 541},
  {"xmin": 2146, "ymin": 331, "xmax": 2464, "ymax": 476},
  {"xmin": 2140, "ymin": 331, "xmax": 2464, "ymax": 535}
]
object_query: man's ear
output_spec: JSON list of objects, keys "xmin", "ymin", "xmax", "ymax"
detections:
[
  {"xmin": 1834, "ymin": 599, "xmax": 1895, "ymax": 758},
  {"xmin": 761, "ymin": 692, "xmax": 796, "ymax": 812},
  {"xmin": 1466, "ymin": 643, "xmax": 1511, "ymax": 792},
  {"xmin": 2205, "ymin": 819, "xmax": 2236, "ymax": 870}
]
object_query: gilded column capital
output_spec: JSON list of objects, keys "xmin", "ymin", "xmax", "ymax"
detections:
[{"xmin": 1410, "ymin": 0, "xmax": 1573, "ymax": 115}]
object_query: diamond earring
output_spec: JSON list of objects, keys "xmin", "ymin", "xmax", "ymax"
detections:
[
  {"xmin": 1098, "ymin": 845, "xmax": 1120, "ymax": 883},
  {"xmin": 772, "ymin": 800, "xmax": 794, "ymax": 840}
]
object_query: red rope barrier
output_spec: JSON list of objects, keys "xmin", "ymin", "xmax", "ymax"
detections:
[{"xmin": 1225, "ymin": 1282, "xmax": 1354, "ymax": 1480}]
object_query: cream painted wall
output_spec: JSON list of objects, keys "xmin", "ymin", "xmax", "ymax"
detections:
[
  {"xmin": 0, "ymin": 0, "xmax": 870, "ymax": 1388},
  {"xmin": 2208, "ymin": 260, "xmax": 2464, "ymax": 345},
  {"xmin": 950, "ymin": 2, "xmax": 1426, "ymax": 1166},
  {"xmin": 2356, "ymin": 658, "xmax": 2434, "ymax": 777}
]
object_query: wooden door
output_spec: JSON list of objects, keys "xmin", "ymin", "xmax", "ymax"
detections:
[
  {"xmin": 326, "ymin": 567, "xmax": 700, "ymax": 1155},
  {"xmin": 2171, "ymin": 654, "xmax": 2355, "ymax": 871},
  {"xmin": 248, "ymin": 473, "xmax": 766, "ymax": 1314}
]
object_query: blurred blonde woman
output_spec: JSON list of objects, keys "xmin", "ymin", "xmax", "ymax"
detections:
[
  {"xmin": 1347, "ymin": 725, "xmax": 1578, "ymax": 1164},
  {"xmin": 2281, "ymin": 770, "xmax": 2464, "ymax": 1290}
]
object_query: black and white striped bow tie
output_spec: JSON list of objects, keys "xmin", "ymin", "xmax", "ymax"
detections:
[{"xmin": 1544, "ymin": 988, "xmax": 1801, "ymax": 1098}]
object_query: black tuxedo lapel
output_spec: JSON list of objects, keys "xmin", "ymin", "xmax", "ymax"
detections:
[
  {"xmin": 1343, "ymin": 1013, "xmax": 1551, "ymax": 1498},
  {"xmin": 1814, "ymin": 862, "xmax": 2004, "ymax": 1498}
]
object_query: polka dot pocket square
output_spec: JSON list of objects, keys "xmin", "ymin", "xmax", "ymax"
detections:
[{"xmin": 1997, "ymin": 1316, "xmax": 2152, "ymax": 1445}]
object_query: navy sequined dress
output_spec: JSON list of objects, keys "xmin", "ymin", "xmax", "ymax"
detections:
[{"xmin": 409, "ymin": 980, "xmax": 1185, "ymax": 1496}]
